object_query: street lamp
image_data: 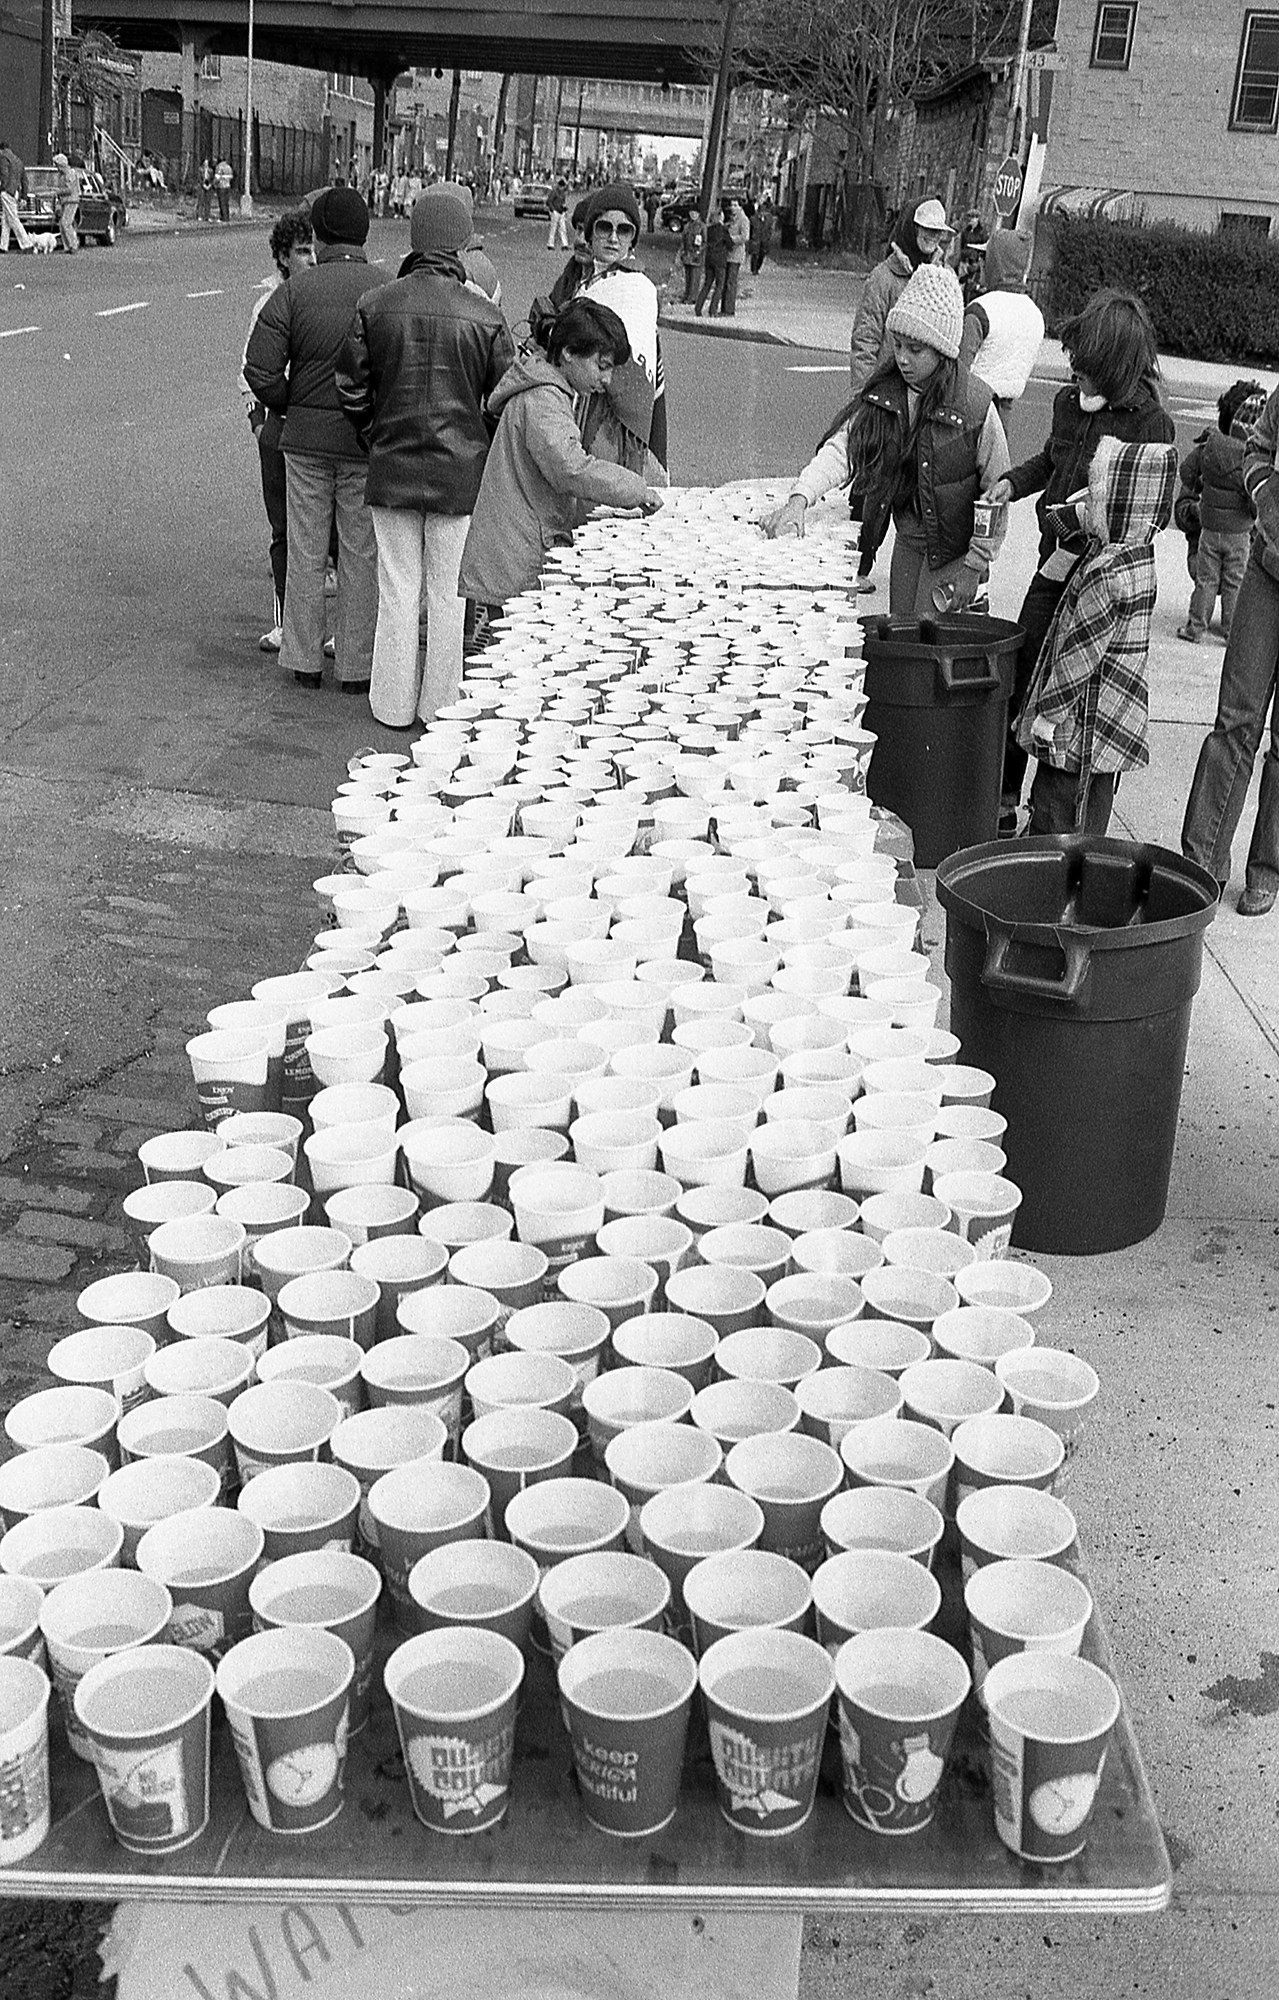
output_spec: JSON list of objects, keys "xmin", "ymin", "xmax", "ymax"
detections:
[{"xmin": 240, "ymin": 0, "xmax": 254, "ymax": 213}]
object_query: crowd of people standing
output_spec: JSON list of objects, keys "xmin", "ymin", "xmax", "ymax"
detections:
[{"xmin": 241, "ymin": 178, "xmax": 665, "ymax": 732}]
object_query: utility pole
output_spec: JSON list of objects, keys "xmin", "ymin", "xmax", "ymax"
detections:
[
  {"xmin": 572, "ymin": 78, "xmax": 585, "ymax": 178},
  {"xmin": 526, "ymin": 74, "xmax": 539, "ymax": 175},
  {"xmin": 445, "ymin": 67, "xmax": 461, "ymax": 178},
  {"xmin": 699, "ymin": 0, "xmax": 738, "ymax": 225},
  {"xmin": 1004, "ymin": 0, "xmax": 1035, "ymax": 158},
  {"xmin": 240, "ymin": 0, "xmax": 255, "ymax": 211}
]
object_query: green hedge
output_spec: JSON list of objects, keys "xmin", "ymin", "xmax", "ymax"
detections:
[{"xmin": 1042, "ymin": 215, "xmax": 1279, "ymax": 367}]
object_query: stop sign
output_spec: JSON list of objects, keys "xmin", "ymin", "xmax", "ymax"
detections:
[{"xmin": 992, "ymin": 155, "xmax": 1024, "ymax": 219}]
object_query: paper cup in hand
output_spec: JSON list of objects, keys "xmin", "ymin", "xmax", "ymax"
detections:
[
  {"xmin": 75, "ymin": 1643, "xmax": 215, "ymax": 1852},
  {"xmin": 699, "ymin": 1628, "xmax": 835, "ymax": 1837},
  {"xmin": 982, "ymin": 1651, "xmax": 1120, "ymax": 1863},
  {"xmin": 557, "ymin": 1627, "xmax": 697, "ymax": 1838},
  {"xmin": 834, "ymin": 1628, "xmax": 970, "ymax": 1835},
  {"xmin": 0, "ymin": 1657, "xmax": 51, "ymax": 1864},
  {"xmin": 385, "ymin": 1626, "xmax": 523, "ymax": 1834},
  {"xmin": 216, "ymin": 1625, "xmax": 354, "ymax": 1833}
]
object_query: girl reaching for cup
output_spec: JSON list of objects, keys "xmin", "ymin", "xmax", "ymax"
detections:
[{"xmin": 763, "ymin": 264, "xmax": 1010, "ymax": 618}]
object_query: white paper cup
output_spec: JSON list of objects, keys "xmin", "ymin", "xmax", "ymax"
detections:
[
  {"xmin": 236, "ymin": 1460, "xmax": 362, "ymax": 1562},
  {"xmin": 0, "ymin": 1575, "xmax": 47, "ymax": 1668},
  {"xmin": 0, "ymin": 1504, "xmax": 123, "ymax": 1590},
  {"xmin": 859, "ymin": 1265, "xmax": 959, "ymax": 1333},
  {"xmin": 682, "ymin": 1548, "xmax": 813, "ymax": 1657},
  {"xmin": 0, "ymin": 1656, "xmax": 51, "ymax": 1859},
  {"xmin": 819, "ymin": 1485, "xmax": 945, "ymax": 1567},
  {"xmin": 825, "ymin": 1319, "xmax": 932, "ymax": 1377},
  {"xmin": 138, "ymin": 1131, "xmax": 221, "ymax": 1185},
  {"xmin": 116, "ymin": 1393, "xmax": 233, "ymax": 1498},
  {"xmin": 812, "ymin": 1547, "xmax": 941, "ymax": 1651},
  {"xmin": 162, "ymin": 1294, "xmax": 270, "ymax": 1377},
  {"xmin": 965, "ymin": 1557, "xmax": 1094, "ymax": 1693},
  {"xmin": 227, "ymin": 1381, "xmax": 344, "ymax": 1486},
  {"xmin": 122, "ymin": 1180, "xmax": 218, "ymax": 1255},
  {"xmin": 77, "ymin": 1272, "xmax": 180, "ymax": 1349},
  {"xmin": 840, "ymin": 1416, "xmax": 955, "ymax": 1513},
  {"xmin": 216, "ymin": 1625, "xmax": 354, "ymax": 1833},
  {"xmin": 4, "ymin": 1385, "xmax": 119, "ymax": 1467},
  {"xmin": 933, "ymin": 1306, "xmax": 1035, "ymax": 1366},
  {"xmin": 837, "ymin": 1131, "xmax": 929, "ymax": 1199},
  {"xmin": 931, "ymin": 1172, "xmax": 1024, "ymax": 1258},
  {"xmin": 329, "ymin": 1407, "xmax": 449, "ymax": 1552},
  {"xmin": 303, "ymin": 1123, "xmax": 400, "ymax": 1196},
  {"xmin": 149, "ymin": 1213, "xmax": 247, "ymax": 1292},
  {"xmin": 277, "ymin": 1269, "xmax": 381, "ymax": 1352},
  {"xmin": 994, "ymin": 1347, "xmax": 1100, "ymax": 1486},
  {"xmin": 256, "ymin": 1333, "xmax": 365, "ymax": 1417},
  {"xmin": 186, "ymin": 1029, "xmax": 270, "ymax": 1129},
  {"xmin": 46, "ymin": 1325, "xmax": 154, "ymax": 1414},
  {"xmin": 0, "ymin": 1445, "xmax": 110, "ymax": 1532},
  {"xmin": 955, "ymin": 1259, "xmax": 1053, "ymax": 1316},
  {"xmin": 795, "ymin": 1364, "xmax": 903, "ymax": 1446},
  {"xmin": 97, "ymin": 1456, "xmax": 222, "ymax": 1565}
]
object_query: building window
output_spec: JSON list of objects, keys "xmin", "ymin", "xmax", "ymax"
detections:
[
  {"xmin": 1091, "ymin": 4, "xmax": 1137, "ymax": 69},
  {"xmin": 199, "ymin": 53, "xmax": 221, "ymax": 80},
  {"xmin": 1232, "ymin": 13, "xmax": 1279, "ymax": 131},
  {"xmin": 1221, "ymin": 210, "xmax": 1272, "ymax": 238}
]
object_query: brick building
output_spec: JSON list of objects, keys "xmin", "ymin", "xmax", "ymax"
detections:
[
  {"xmin": 136, "ymin": 50, "xmax": 374, "ymax": 192},
  {"xmin": 1042, "ymin": 0, "xmax": 1279, "ymax": 232}
]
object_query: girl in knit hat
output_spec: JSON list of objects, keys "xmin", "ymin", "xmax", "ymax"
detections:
[{"xmin": 764, "ymin": 262, "xmax": 1010, "ymax": 618}]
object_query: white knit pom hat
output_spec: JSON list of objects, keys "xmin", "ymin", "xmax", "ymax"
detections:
[{"xmin": 885, "ymin": 263, "xmax": 965, "ymax": 361}]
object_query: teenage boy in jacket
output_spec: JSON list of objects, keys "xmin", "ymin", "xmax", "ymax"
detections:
[
  {"xmin": 337, "ymin": 182, "xmax": 513, "ymax": 728},
  {"xmin": 245, "ymin": 187, "xmax": 378, "ymax": 692},
  {"xmin": 1175, "ymin": 381, "xmax": 1264, "ymax": 644}
]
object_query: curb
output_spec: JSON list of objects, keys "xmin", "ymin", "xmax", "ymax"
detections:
[{"xmin": 658, "ymin": 311, "xmax": 795, "ymax": 349}]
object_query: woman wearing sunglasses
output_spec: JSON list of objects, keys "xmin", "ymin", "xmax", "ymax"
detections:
[{"xmin": 565, "ymin": 183, "xmax": 668, "ymax": 478}]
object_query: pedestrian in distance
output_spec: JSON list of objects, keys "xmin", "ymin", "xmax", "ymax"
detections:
[
  {"xmin": 0, "ymin": 137, "xmax": 35, "ymax": 253},
  {"xmin": 458, "ymin": 298, "xmax": 663, "ymax": 610},
  {"xmin": 244, "ymin": 187, "xmax": 379, "ymax": 692},
  {"xmin": 195, "ymin": 157, "xmax": 214, "ymax": 223},
  {"xmin": 1017, "ymin": 436, "xmax": 1178, "ymax": 837},
  {"xmin": 336, "ymin": 182, "xmax": 514, "ymax": 728},
  {"xmin": 721, "ymin": 197, "xmax": 750, "ymax": 317},
  {"xmin": 748, "ymin": 196, "xmax": 775, "ymax": 276},
  {"xmin": 241, "ymin": 208, "xmax": 316, "ymax": 654},
  {"xmin": 1175, "ymin": 380, "xmax": 1264, "ymax": 645},
  {"xmin": 547, "ymin": 178, "xmax": 570, "ymax": 251},
  {"xmin": 678, "ymin": 208, "xmax": 705, "ymax": 303},
  {"xmin": 848, "ymin": 197, "xmax": 954, "ymax": 396},
  {"xmin": 957, "ymin": 229, "xmax": 1044, "ymax": 414},
  {"xmin": 694, "ymin": 206, "xmax": 730, "ymax": 318},
  {"xmin": 214, "ymin": 157, "xmax": 234, "ymax": 223},
  {"xmin": 1182, "ymin": 380, "xmax": 1279, "ymax": 917},
  {"xmin": 548, "ymin": 198, "xmax": 593, "ymax": 309},
  {"xmin": 762, "ymin": 263, "xmax": 1010, "ymax": 619},
  {"xmin": 51, "ymin": 153, "xmax": 81, "ymax": 254},
  {"xmin": 987, "ymin": 287, "xmax": 1174, "ymax": 834},
  {"xmin": 644, "ymin": 187, "xmax": 662, "ymax": 234}
]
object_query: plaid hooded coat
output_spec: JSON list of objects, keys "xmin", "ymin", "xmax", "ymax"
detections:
[{"xmin": 1017, "ymin": 436, "xmax": 1179, "ymax": 811}]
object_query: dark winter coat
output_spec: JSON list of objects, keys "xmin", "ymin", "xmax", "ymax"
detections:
[
  {"xmin": 1179, "ymin": 427, "xmax": 1252, "ymax": 537},
  {"xmin": 243, "ymin": 244, "xmax": 375, "ymax": 460},
  {"xmin": 1005, "ymin": 379, "xmax": 1174, "ymax": 564},
  {"xmin": 335, "ymin": 253, "xmax": 514, "ymax": 513},
  {"xmin": 859, "ymin": 368, "xmax": 997, "ymax": 571}
]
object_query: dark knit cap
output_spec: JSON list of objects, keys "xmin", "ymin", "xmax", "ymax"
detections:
[
  {"xmin": 311, "ymin": 186, "xmax": 369, "ymax": 245},
  {"xmin": 411, "ymin": 182, "xmax": 474, "ymax": 254},
  {"xmin": 581, "ymin": 183, "xmax": 643, "ymax": 238}
]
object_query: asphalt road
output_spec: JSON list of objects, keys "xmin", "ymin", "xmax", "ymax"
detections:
[{"xmin": 0, "ymin": 215, "xmax": 1211, "ymax": 812}]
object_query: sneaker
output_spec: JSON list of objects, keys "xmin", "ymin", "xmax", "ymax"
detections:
[
  {"xmin": 1238, "ymin": 882, "xmax": 1277, "ymax": 917},
  {"xmin": 324, "ymin": 569, "xmax": 338, "ymax": 598},
  {"xmin": 258, "ymin": 625, "xmax": 282, "ymax": 653},
  {"xmin": 323, "ymin": 637, "xmax": 336, "ymax": 658},
  {"xmin": 997, "ymin": 801, "xmax": 1024, "ymax": 838},
  {"xmin": 1176, "ymin": 624, "xmax": 1203, "ymax": 643}
]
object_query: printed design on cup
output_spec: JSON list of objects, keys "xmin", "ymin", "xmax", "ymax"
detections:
[
  {"xmin": 571, "ymin": 1728, "xmax": 640, "ymax": 1811},
  {"xmin": 266, "ymin": 1716, "xmax": 347, "ymax": 1809},
  {"xmin": 972, "ymin": 1222, "xmax": 1015, "ymax": 1259},
  {"xmin": 195, "ymin": 1078, "xmax": 268, "ymax": 1127},
  {"xmin": 404, "ymin": 1720, "xmax": 514, "ymax": 1822},
  {"xmin": 0, "ymin": 1741, "xmax": 47, "ymax": 1841},
  {"xmin": 706, "ymin": 1720, "xmax": 818, "ymax": 1824},
  {"xmin": 989, "ymin": 1724, "xmax": 1105, "ymax": 1855},
  {"xmin": 838, "ymin": 1711, "xmax": 944, "ymax": 1830},
  {"xmin": 48, "ymin": 1658, "xmax": 92, "ymax": 1757},
  {"xmin": 167, "ymin": 1602, "xmax": 226, "ymax": 1656},
  {"xmin": 91, "ymin": 1736, "xmax": 189, "ymax": 1845}
]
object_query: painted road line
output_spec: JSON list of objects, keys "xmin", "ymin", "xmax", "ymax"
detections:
[
  {"xmin": 95, "ymin": 301, "xmax": 149, "ymax": 317},
  {"xmin": 187, "ymin": 289, "xmax": 224, "ymax": 298},
  {"xmin": 784, "ymin": 365, "xmax": 848, "ymax": 374},
  {"xmin": 0, "ymin": 326, "xmax": 41, "ymax": 339}
]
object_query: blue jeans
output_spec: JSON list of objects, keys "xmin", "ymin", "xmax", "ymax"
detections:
[
  {"xmin": 1187, "ymin": 527, "xmax": 1249, "ymax": 638},
  {"xmin": 1181, "ymin": 551, "xmax": 1279, "ymax": 894}
]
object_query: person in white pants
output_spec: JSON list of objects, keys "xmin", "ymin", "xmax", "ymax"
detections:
[
  {"xmin": 547, "ymin": 179, "xmax": 570, "ymax": 251},
  {"xmin": 337, "ymin": 182, "xmax": 514, "ymax": 728},
  {"xmin": 0, "ymin": 139, "xmax": 34, "ymax": 253}
]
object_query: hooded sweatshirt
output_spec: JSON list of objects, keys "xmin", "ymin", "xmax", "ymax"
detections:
[
  {"xmin": 1018, "ymin": 436, "xmax": 1178, "ymax": 794},
  {"xmin": 958, "ymin": 232, "xmax": 1044, "ymax": 403},
  {"xmin": 458, "ymin": 352, "xmax": 651, "ymax": 605}
]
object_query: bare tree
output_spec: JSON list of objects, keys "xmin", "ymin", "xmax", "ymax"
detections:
[{"xmin": 705, "ymin": 0, "xmax": 1027, "ymax": 246}]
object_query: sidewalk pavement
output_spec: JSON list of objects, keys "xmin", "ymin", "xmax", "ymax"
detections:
[{"xmin": 661, "ymin": 260, "xmax": 1279, "ymax": 401}]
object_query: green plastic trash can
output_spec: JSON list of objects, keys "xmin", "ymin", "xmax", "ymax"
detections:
[
  {"xmin": 860, "ymin": 613, "xmax": 1022, "ymax": 869},
  {"xmin": 936, "ymin": 836, "xmax": 1218, "ymax": 1254}
]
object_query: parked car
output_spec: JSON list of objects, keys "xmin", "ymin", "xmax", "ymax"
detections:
[
  {"xmin": 513, "ymin": 181, "xmax": 552, "ymax": 219},
  {"xmin": 658, "ymin": 190, "xmax": 702, "ymax": 233},
  {"xmin": 19, "ymin": 167, "xmax": 127, "ymax": 246}
]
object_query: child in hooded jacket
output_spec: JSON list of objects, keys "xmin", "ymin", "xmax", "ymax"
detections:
[
  {"xmin": 992, "ymin": 288, "xmax": 1174, "ymax": 830},
  {"xmin": 1175, "ymin": 379, "xmax": 1264, "ymax": 644},
  {"xmin": 1018, "ymin": 435, "xmax": 1179, "ymax": 836}
]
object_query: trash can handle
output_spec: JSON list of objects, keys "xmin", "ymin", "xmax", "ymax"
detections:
[
  {"xmin": 937, "ymin": 653, "xmax": 1003, "ymax": 694},
  {"xmin": 981, "ymin": 921, "xmax": 1093, "ymax": 1003}
]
